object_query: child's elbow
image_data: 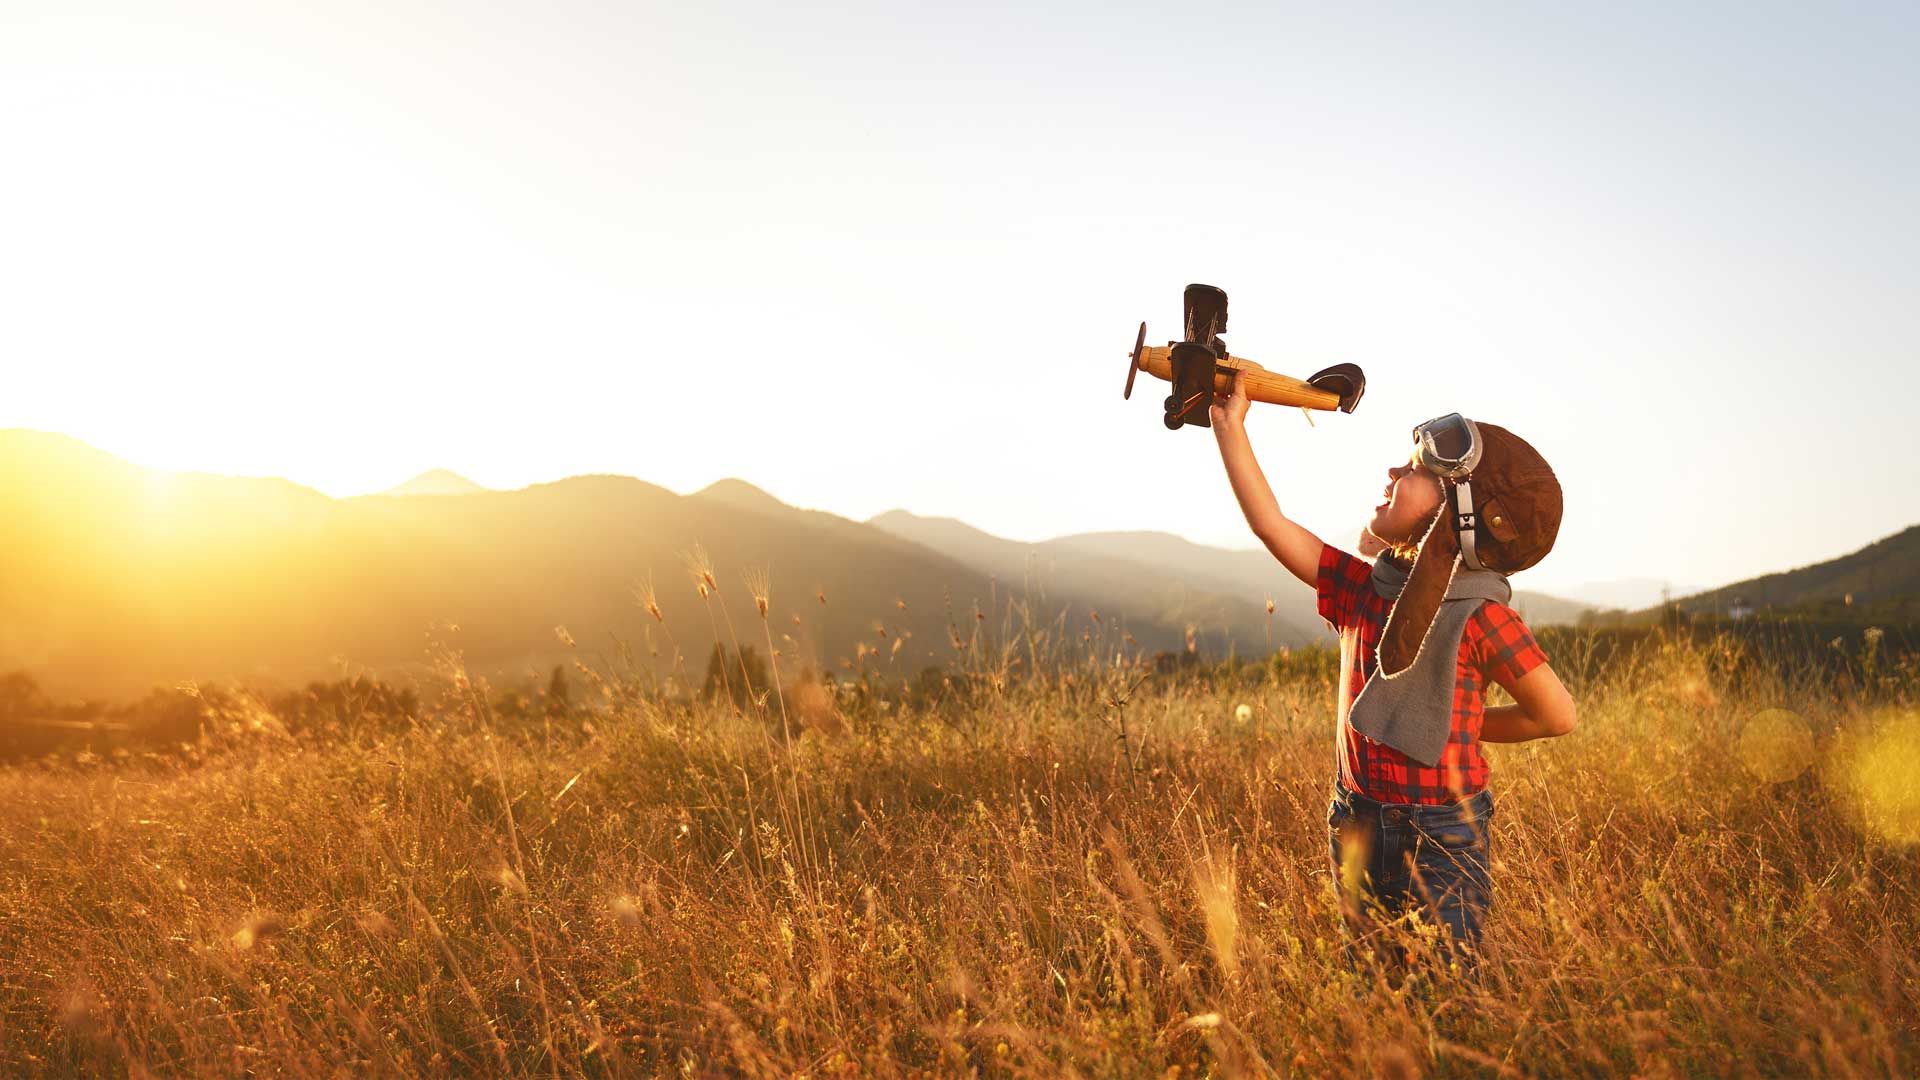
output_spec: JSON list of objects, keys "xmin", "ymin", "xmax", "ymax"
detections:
[{"xmin": 1549, "ymin": 700, "xmax": 1578, "ymax": 737}]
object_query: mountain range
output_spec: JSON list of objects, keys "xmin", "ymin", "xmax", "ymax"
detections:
[
  {"xmin": 1672, "ymin": 524, "xmax": 1920, "ymax": 621},
  {"xmin": 20, "ymin": 429, "xmax": 1892, "ymax": 700},
  {"xmin": 2, "ymin": 432, "xmax": 1004, "ymax": 697}
]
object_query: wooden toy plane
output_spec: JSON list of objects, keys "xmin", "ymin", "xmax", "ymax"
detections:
[{"xmin": 1124, "ymin": 284, "xmax": 1366, "ymax": 429}]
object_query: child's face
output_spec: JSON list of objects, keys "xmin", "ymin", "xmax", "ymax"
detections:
[{"xmin": 1365, "ymin": 451, "xmax": 1444, "ymax": 548}]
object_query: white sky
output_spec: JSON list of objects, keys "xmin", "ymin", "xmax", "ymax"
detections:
[{"xmin": 3, "ymin": 1, "xmax": 1913, "ymax": 596}]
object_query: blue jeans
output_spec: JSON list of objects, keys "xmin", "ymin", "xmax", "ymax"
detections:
[{"xmin": 1327, "ymin": 781, "xmax": 1495, "ymax": 965}]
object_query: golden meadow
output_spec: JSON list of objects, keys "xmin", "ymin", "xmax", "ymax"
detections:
[{"xmin": 1, "ymin": 570, "xmax": 1916, "ymax": 1078}]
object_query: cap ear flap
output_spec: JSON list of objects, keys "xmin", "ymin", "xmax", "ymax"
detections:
[{"xmin": 1377, "ymin": 503, "xmax": 1461, "ymax": 676}]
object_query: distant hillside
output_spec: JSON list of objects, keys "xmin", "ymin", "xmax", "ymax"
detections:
[
  {"xmin": 867, "ymin": 514, "xmax": 1322, "ymax": 656},
  {"xmin": 1675, "ymin": 524, "xmax": 1920, "ymax": 620},
  {"xmin": 1553, "ymin": 577, "xmax": 1704, "ymax": 613},
  {"xmin": 381, "ymin": 469, "xmax": 488, "ymax": 497},
  {"xmin": 1042, "ymin": 530, "xmax": 1593, "ymax": 631},
  {"xmin": 1503, "ymin": 591, "xmax": 1589, "ymax": 628},
  {"xmin": 694, "ymin": 478, "xmax": 792, "ymax": 515},
  {"xmin": 0, "ymin": 435, "xmax": 981, "ymax": 696},
  {"xmin": 696, "ymin": 491, "xmax": 1307, "ymax": 655},
  {"xmin": 0, "ymin": 431, "xmax": 1610, "ymax": 699},
  {"xmin": 870, "ymin": 519, "xmax": 1593, "ymax": 653},
  {"xmin": 0, "ymin": 435, "xmax": 1219, "ymax": 698}
]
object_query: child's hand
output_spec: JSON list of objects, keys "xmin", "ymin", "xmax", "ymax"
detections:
[{"xmin": 1210, "ymin": 369, "xmax": 1251, "ymax": 430}]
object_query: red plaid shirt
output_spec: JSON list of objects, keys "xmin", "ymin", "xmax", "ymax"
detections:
[{"xmin": 1316, "ymin": 543, "xmax": 1549, "ymax": 805}]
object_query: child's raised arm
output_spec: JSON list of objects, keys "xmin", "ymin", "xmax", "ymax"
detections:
[{"xmin": 1211, "ymin": 371, "xmax": 1324, "ymax": 587}]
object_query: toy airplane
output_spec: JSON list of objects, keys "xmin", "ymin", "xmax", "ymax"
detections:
[{"xmin": 1124, "ymin": 283, "xmax": 1366, "ymax": 429}]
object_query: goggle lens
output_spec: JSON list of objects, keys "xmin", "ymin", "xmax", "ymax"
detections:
[
  {"xmin": 1426, "ymin": 418, "xmax": 1473, "ymax": 461},
  {"xmin": 1412, "ymin": 413, "xmax": 1480, "ymax": 475}
]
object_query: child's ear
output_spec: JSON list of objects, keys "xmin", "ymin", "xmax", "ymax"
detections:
[{"xmin": 1377, "ymin": 509, "xmax": 1460, "ymax": 676}]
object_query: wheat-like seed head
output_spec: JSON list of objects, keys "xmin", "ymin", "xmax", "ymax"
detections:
[
  {"xmin": 743, "ymin": 566, "xmax": 771, "ymax": 619},
  {"xmin": 683, "ymin": 545, "xmax": 718, "ymax": 598},
  {"xmin": 635, "ymin": 575, "xmax": 665, "ymax": 622}
]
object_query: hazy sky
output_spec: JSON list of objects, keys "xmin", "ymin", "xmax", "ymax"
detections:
[{"xmin": 4, "ymin": 1, "xmax": 1914, "ymax": 596}]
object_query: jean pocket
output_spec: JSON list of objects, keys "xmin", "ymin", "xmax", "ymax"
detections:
[
  {"xmin": 1416, "ymin": 805, "xmax": 1486, "ymax": 852},
  {"xmin": 1423, "ymin": 825, "xmax": 1482, "ymax": 851}
]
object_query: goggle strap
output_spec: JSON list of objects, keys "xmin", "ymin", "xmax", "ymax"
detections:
[{"xmin": 1452, "ymin": 479, "xmax": 1486, "ymax": 571}]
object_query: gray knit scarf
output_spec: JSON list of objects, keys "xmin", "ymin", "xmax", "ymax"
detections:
[{"xmin": 1347, "ymin": 554, "xmax": 1512, "ymax": 767}]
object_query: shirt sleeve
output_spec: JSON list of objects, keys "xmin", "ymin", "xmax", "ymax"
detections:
[
  {"xmin": 1315, "ymin": 543, "xmax": 1374, "ymax": 632},
  {"xmin": 1471, "ymin": 602, "xmax": 1549, "ymax": 687}
]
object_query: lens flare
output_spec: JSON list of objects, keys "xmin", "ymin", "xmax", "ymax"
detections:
[
  {"xmin": 1848, "ymin": 713, "xmax": 1920, "ymax": 847},
  {"xmin": 1736, "ymin": 708, "xmax": 1813, "ymax": 784}
]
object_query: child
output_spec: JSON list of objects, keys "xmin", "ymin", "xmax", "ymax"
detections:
[{"xmin": 1209, "ymin": 373, "xmax": 1576, "ymax": 968}]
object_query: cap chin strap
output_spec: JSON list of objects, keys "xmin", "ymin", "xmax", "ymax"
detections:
[{"xmin": 1451, "ymin": 479, "xmax": 1486, "ymax": 571}]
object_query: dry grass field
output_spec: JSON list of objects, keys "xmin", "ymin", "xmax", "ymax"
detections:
[{"xmin": 2, "ymin": 614, "xmax": 1916, "ymax": 1077}]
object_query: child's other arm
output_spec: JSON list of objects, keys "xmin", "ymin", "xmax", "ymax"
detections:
[
  {"xmin": 1480, "ymin": 664, "xmax": 1577, "ymax": 742},
  {"xmin": 1211, "ymin": 371, "xmax": 1323, "ymax": 587}
]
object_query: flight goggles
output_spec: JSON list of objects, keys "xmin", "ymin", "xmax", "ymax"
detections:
[
  {"xmin": 1411, "ymin": 413, "xmax": 1488, "ymax": 570},
  {"xmin": 1412, "ymin": 412, "xmax": 1483, "ymax": 479}
]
